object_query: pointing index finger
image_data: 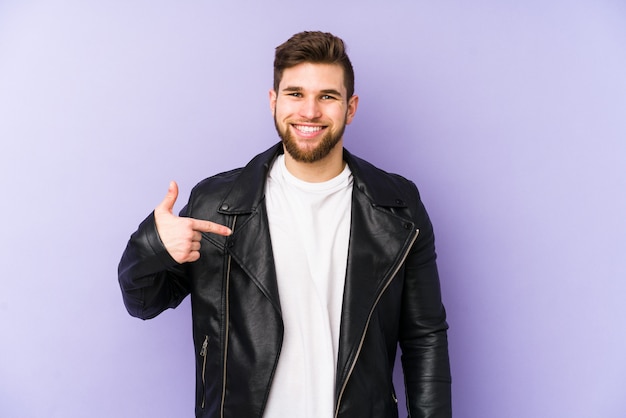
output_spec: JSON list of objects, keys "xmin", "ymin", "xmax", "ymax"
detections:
[{"xmin": 191, "ymin": 218, "xmax": 232, "ymax": 237}]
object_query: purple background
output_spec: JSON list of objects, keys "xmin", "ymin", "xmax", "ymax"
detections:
[{"xmin": 1, "ymin": 1, "xmax": 625, "ymax": 417}]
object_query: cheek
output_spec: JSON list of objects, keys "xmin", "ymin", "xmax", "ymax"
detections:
[
  {"xmin": 329, "ymin": 106, "xmax": 349, "ymax": 124},
  {"xmin": 275, "ymin": 101, "xmax": 296, "ymax": 119}
]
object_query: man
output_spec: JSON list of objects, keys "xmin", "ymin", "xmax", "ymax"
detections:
[{"xmin": 118, "ymin": 31, "xmax": 451, "ymax": 418}]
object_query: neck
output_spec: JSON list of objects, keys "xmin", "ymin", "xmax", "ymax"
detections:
[{"xmin": 283, "ymin": 142, "xmax": 345, "ymax": 183}]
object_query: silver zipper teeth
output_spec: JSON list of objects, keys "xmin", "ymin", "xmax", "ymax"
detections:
[
  {"xmin": 200, "ymin": 336, "xmax": 209, "ymax": 409},
  {"xmin": 334, "ymin": 228, "xmax": 420, "ymax": 418},
  {"xmin": 220, "ymin": 215, "xmax": 237, "ymax": 418}
]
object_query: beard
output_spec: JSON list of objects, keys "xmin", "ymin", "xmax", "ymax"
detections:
[{"xmin": 274, "ymin": 115, "xmax": 347, "ymax": 163}]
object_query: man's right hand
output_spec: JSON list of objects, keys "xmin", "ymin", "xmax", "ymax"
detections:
[{"xmin": 154, "ymin": 181, "xmax": 232, "ymax": 264}]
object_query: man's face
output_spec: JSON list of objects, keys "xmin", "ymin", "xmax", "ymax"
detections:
[{"xmin": 270, "ymin": 62, "xmax": 358, "ymax": 163}]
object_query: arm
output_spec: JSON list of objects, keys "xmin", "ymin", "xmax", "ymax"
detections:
[
  {"xmin": 117, "ymin": 181, "xmax": 231, "ymax": 319},
  {"xmin": 399, "ymin": 192, "xmax": 452, "ymax": 417},
  {"xmin": 117, "ymin": 211, "xmax": 191, "ymax": 319}
]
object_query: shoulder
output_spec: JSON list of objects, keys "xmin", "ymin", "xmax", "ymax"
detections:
[
  {"xmin": 184, "ymin": 167, "xmax": 245, "ymax": 213},
  {"xmin": 183, "ymin": 143, "xmax": 282, "ymax": 216},
  {"xmin": 193, "ymin": 167, "xmax": 245, "ymax": 194},
  {"xmin": 345, "ymin": 149, "xmax": 421, "ymax": 205}
]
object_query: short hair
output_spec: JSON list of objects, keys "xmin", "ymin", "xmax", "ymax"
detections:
[{"xmin": 273, "ymin": 31, "xmax": 355, "ymax": 99}]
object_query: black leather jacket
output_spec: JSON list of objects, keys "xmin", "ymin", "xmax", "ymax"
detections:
[{"xmin": 118, "ymin": 143, "xmax": 451, "ymax": 417}]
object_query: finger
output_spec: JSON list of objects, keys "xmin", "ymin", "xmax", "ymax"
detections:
[
  {"xmin": 191, "ymin": 219, "xmax": 232, "ymax": 236},
  {"xmin": 186, "ymin": 251, "xmax": 201, "ymax": 263},
  {"xmin": 156, "ymin": 181, "xmax": 178, "ymax": 214}
]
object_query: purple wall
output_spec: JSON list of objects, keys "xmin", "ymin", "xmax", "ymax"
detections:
[{"xmin": 1, "ymin": 1, "xmax": 625, "ymax": 417}]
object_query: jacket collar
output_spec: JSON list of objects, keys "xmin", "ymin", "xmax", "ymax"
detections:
[{"xmin": 218, "ymin": 142, "xmax": 409, "ymax": 214}]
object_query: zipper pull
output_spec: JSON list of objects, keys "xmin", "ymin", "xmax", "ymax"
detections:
[{"xmin": 200, "ymin": 336, "xmax": 208, "ymax": 357}]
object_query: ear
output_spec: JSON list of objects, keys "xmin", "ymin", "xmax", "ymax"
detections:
[
  {"xmin": 345, "ymin": 94, "xmax": 359, "ymax": 125},
  {"xmin": 269, "ymin": 89, "xmax": 277, "ymax": 116}
]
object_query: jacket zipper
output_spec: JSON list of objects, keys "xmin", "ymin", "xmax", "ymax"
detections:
[
  {"xmin": 334, "ymin": 228, "xmax": 420, "ymax": 418},
  {"xmin": 200, "ymin": 335, "xmax": 209, "ymax": 409},
  {"xmin": 220, "ymin": 215, "xmax": 237, "ymax": 418}
]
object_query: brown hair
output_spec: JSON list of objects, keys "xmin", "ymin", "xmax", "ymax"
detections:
[{"xmin": 273, "ymin": 31, "xmax": 355, "ymax": 98}]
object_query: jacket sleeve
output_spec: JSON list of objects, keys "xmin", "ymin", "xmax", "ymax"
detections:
[
  {"xmin": 117, "ymin": 211, "xmax": 191, "ymax": 320},
  {"xmin": 399, "ymin": 188, "xmax": 452, "ymax": 417}
]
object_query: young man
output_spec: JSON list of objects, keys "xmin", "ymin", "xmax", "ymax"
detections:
[{"xmin": 118, "ymin": 31, "xmax": 451, "ymax": 418}]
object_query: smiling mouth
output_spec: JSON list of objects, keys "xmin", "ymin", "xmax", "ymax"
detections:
[{"xmin": 293, "ymin": 124, "xmax": 325, "ymax": 134}]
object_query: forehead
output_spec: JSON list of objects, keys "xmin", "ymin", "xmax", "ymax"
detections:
[{"xmin": 278, "ymin": 62, "xmax": 346, "ymax": 94}]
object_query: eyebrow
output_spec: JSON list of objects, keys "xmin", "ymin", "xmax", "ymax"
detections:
[
  {"xmin": 281, "ymin": 86, "xmax": 344, "ymax": 98},
  {"xmin": 321, "ymin": 89, "xmax": 343, "ymax": 97}
]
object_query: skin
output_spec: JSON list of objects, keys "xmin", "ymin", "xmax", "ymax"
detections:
[
  {"xmin": 270, "ymin": 62, "xmax": 359, "ymax": 182},
  {"xmin": 155, "ymin": 62, "xmax": 358, "ymax": 263},
  {"xmin": 155, "ymin": 181, "xmax": 231, "ymax": 264}
]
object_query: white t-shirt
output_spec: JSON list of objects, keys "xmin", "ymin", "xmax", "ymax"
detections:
[{"xmin": 263, "ymin": 154, "xmax": 353, "ymax": 418}]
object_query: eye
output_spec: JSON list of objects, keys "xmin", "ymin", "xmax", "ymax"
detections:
[
  {"xmin": 287, "ymin": 92, "xmax": 302, "ymax": 98},
  {"xmin": 321, "ymin": 95, "xmax": 336, "ymax": 100}
]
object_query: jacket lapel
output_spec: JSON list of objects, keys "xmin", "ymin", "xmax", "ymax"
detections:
[
  {"xmin": 218, "ymin": 144, "xmax": 283, "ymax": 313},
  {"xmin": 226, "ymin": 204, "xmax": 282, "ymax": 313},
  {"xmin": 334, "ymin": 150, "xmax": 418, "ymax": 397}
]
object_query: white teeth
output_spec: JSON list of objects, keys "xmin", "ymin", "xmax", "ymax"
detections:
[{"xmin": 295, "ymin": 125, "xmax": 322, "ymax": 133}]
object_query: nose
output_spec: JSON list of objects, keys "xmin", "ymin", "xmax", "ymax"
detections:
[{"xmin": 298, "ymin": 97, "xmax": 322, "ymax": 120}]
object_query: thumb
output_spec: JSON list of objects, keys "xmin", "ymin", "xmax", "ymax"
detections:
[{"xmin": 157, "ymin": 181, "xmax": 178, "ymax": 214}]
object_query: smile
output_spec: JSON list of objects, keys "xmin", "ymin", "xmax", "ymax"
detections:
[{"xmin": 293, "ymin": 124, "xmax": 324, "ymax": 134}]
